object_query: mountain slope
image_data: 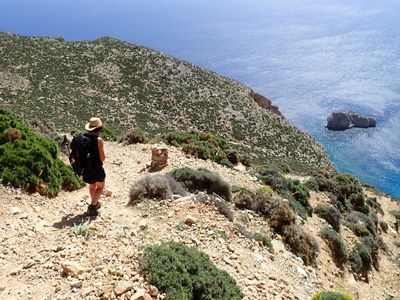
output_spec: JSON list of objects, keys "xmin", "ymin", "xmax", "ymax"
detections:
[
  {"xmin": 0, "ymin": 32, "xmax": 332, "ymax": 172},
  {"xmin": 0, "ymin": 142, "xmax": 399, "ymax": 300}
]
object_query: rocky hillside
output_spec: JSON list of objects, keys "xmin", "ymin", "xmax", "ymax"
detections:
[
  {"xmin": 0, "ymin": 32, "xmax": 332, "ymax": 172},
  {"xmin": 0, "ymin": 142, "xmax": 399, "ymax": 300}
]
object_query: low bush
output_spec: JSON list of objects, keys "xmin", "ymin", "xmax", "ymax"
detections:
[
  {"xmin": 304, "ymin": 177, "xmax": 319, "ymax": 191},
  {"xmin": 349, "ymin": 193, "xmax": 370, "ymax": 214},
  {"xmin": 257, "ymin": 167, "xmax": 286, "ymax": 192},
  {"xmin": 285, "ymin": 179, "xmax": 310, "ymax": 208},
  {"xmin": 366, "ymin": 197, "xmax": 384, "ymax": 215},
  {"xmin": 282, "ymin": 224, "xmax": 319, "ymax": 266},
  {"xmin": 140, "ymin": 242, "xmax": 243, "ymax": 300},
  {"xmin": 345, "ymin": 212, "xmax": 377, "ymax": 237},
  {"xmin": 390, "ymin": 211, "xmax": 400, "ymax": 231},
  {"xmin": 0, "ymin": 109, "xmax": 83, "ymax": 197},
  {"xmin": 314, "ymin": 205, "xmax": 341, "ymax": 232},
  {"xmin": 169, "ymin": 167, "xmax": 231, "ymax": 201},
  {"xmin": 258, "ymin": 168, "xmax": 311, "ymax": 219},
  {"xmin": 360, "ymin": 235, "xmax": 380, "ymax": 270},
  {"xmin": 233, "ymin": 190, "xmax": 295, "ymax": 233},
  {"xmin": 129, "ymin": 174, "xmax": 186, "ymax": 205},
  {"xmin": 118, "ymin": 128, "xmax": 147, "ymax": 144},
  {"xmin": 311, "ymin": 290, "xmax": 354, "ymax": 300},
  {"xmin": 319, "ymin": 227, "xmax": 348, "ymax": 266},
  {"xmin": 100, "ymin": 126, "xmax": 118, "ymax": 141},
  {"xmin": 332, "ymin": 173, "xmax": 363, "ymax": 201},
  {"xmin": 29, "ymin": 119, "xmax": 56, "ymax": 139},
  {"xmin": 164, "ymin": 130, "xmax": 248, "ymax": 167},
  {"xmin": 196, "ymin": 193, "xmax": 234, "ymax": 222},
  {"xmin": 349, "ymin": 242, "xmax": 372, "ymax": 280},
  {"xmin": 253, "ymin": 232, "xmax": 273, "ymax": 250},
  {"xmin": 379, "ymin": 221, "xmax": 388, "ymax": 233}
]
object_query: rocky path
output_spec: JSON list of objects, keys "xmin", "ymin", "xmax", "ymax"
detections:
[{"xmin": 0, "ymin": 142, "xmax": 399, "ymax": 300}]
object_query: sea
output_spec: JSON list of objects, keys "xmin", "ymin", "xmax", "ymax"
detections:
[{"xmin": 0, "ymin": 0, "xmax": 399, "ymax": 197}]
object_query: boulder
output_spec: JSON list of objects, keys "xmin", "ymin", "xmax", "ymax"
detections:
[
  {"xmin": 326, "ymin": 112, "xmax": 352, "ymax": 131},
  {"xmin": 326, "ymin": 111, "xmax": 376, "ymax": 131}
]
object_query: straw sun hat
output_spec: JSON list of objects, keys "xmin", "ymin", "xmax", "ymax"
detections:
[{"xmin": 85, "ymin": 117, "xmax": 103, "ymax": 131}]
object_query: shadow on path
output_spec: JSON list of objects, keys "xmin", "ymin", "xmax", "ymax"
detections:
[{"xmin": 53, "ymin": 212, "xmax": 96, "ymax": 229}]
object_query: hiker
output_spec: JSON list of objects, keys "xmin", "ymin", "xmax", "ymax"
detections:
[{"xmin": 83, "ymin": 117, "xmax": 106, "ymax": 216}]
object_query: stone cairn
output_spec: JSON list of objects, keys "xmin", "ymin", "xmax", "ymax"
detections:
[{"xmin": 149, "ymin": 146, "xmax": 168, "ymax": 171}]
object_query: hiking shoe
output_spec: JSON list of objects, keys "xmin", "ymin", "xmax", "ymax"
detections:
[{"xmin": 86, "ymin": 204, "xmax": 99, "ymax": 216}]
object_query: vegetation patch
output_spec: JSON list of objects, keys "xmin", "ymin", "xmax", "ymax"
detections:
[
  {"xmin": 314, "ymin": 205, "xmax": 341, "ymax": 232},
  {"xmin": 129, "ymin": 174, "xmax": 186, "ymax": 204},
  {"xmin": 164, "ymin": 131, "xmax": 249, "ymax": 168},
  {"xmin": 258, "ymin": 167, "xmax": 311, "ymax": 218},
  {"xmin": 319, "ymin": 227, "xmax": 348, "ymax": 266},
  {"xmin": 233, "ymin": 189, "xmax": 295, "ymax": 233},
  {"xmin": 118, "ymin": 128, "xmax": 147, "ymax": 144},
  {"xmin": 140, "ymin": 242, "xmax": 243, "ymax": 300},
  {"xmin": 311, "ymin": 290, "xmax": 354, "ymax": 300},
  {"xmin": 0, "ymin": 109, "xmax": 83, "ymax": 197},
  {"xmin": 282, "ymin": 224, "xmax": 319, "ymax": 266},
  {"xmin": 169, "ymin": 167, "xmax": 232, "ymax": 201},
  {"xmin": 349, "ymin": 242, "xmax": 372, "ymax": 281}
]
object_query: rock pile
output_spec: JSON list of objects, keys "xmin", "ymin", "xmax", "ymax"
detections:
[
  {"xmin": 149, "ymin": 146, "xmax": 168, "ymax": 171},
  {"xmin": 326, "ymin": 112, "xmax": 376, "ymax": 131}
]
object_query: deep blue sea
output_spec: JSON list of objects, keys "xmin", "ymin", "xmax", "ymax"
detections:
[{"xmin": 1, "ymin": 0, "xmax": 399, "ymax": 197}]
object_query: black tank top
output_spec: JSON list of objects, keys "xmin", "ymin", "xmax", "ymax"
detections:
[{"xmin": 84, "ymin": 133, "xmax": 103, "ymax": 168}]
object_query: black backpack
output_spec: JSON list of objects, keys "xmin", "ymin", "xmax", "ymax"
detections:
[{"xmin": 69, "ymin": 133, "xmax": 93, "ymax": 176}]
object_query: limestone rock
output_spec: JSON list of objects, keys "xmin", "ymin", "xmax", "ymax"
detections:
[
  {"xmin": 114, "ymin": 281, "xmax": 134, "ymax": 296},
  {"xmin": 130, "ymin": 288, "xmax": 146, "ymax": 300},
  {"xmin": 10, "ymin": 207, "xmax": 22, "ymax": 215},
  {"xmin": 184, "ymin": 216, "xmax": 197, "ymax": 225},
  {"xmin": 61, "ymin": 261, "xmax": 86, "ymax": 276}
]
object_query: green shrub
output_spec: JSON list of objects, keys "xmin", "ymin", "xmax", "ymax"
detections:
[
  {"xmin": 285, "ymin": 179, "xmax": 310, "ymax": 208},
  {"xmin": 311, "ymin": 290, "xmax": 354, "ymax": 300},
  {"xmin": 257, "ymin": 167, "xmax": 286, "ymax": 192},
  {"xmin": 345, "ymin": 212, "xmax": 377, "ymax": 237},
  {"xmin": 100, "ymin": 126, "xmax": 118, "ymax": 141},
  {"xmin": 129, "ymin": 174, "xmax": 186, "ymax": 204},
  {"xmin": 258, "ymin": 169, "xmax": 311, "ymax": 218},
  {"xmin": 349, "ymin": 193, "xmax": 370, "ymax": 214},
  {"xmin": 233, "ymin": 190, "xmax": 295, "ymax": 233},
  {"xmin": 304, "ymin": 177, "xmax": 319, "ymax": 191},
  {"xmin": 314, "ymin": 205, "xmax": 341, "ymax": 232},
  {"xmin": 349, "ymin": 243, "xmax": 372, "ymax": 279},
  {"xmin": 118, "ymin": 128, "xmax": 147, "ymax": 144},
  {"xmin": 379, "ymin": 221, "xmax": 388, "ymax": 233},
  {"xmin": 164, "ymin": 131, "xmax": 247, "ymax": 168},
  {"xmin": 0, "ymin": 109, "xmax": 82, "ymax": 196},
  {"xmin": 319, "ymin": 227, "xmax": 348, "ymax": 265},
  {"xmin": 140, "ymin": 242, "xmax": 243, "ymax": 300},
  {"xmin": 282, "ymin": 224, "xmax": 319, "ymax": 266},
  {"xmin": 366, "ymin": 197, "xmax": 384, "ymax": 215},
  {"xmin": 196, "ymin": 193, "xmax": 234, "ymax": 222},
  {"xmin": 170, "ymin": 167, "xmax": 231, "ymax": 201},
  {"xmin": 332, "ymin": 173, "xmax": 363, "ymax": 203},
  {"xmin": 253, "ymin": 232, "xmax": 273, "ymax": 250}
]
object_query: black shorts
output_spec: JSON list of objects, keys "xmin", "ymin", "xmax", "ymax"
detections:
[{"xmin": 83, "ymin": 165, "xmax": 106, "ymax": 184}]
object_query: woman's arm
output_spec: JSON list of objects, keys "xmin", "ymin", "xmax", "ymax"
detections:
[{"xmin": 98, "ymin": 137, "xmax": 106, "ymax": 161}]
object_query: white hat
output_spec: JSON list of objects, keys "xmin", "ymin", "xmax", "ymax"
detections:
[{"xmin": 85, "ymin": 117, "xmax": 103, "ymax": 131}]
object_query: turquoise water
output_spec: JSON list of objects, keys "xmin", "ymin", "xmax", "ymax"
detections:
[{"xmin": 0, "ymin": 0, "xmax": 399, "ymax": 196}]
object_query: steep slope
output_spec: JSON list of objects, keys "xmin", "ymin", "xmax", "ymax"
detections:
[
  {"xmin": 0, "ymin": 142, "xmax": 399, "ymax": 300},
  {"xmin": 0, "ymin": 32, "xmax": 332, "ymax": 172}
]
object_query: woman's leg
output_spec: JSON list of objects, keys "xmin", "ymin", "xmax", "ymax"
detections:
[{"xmin": 89, "ymin": 181, "xmax": 105, "ymax": 206}]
